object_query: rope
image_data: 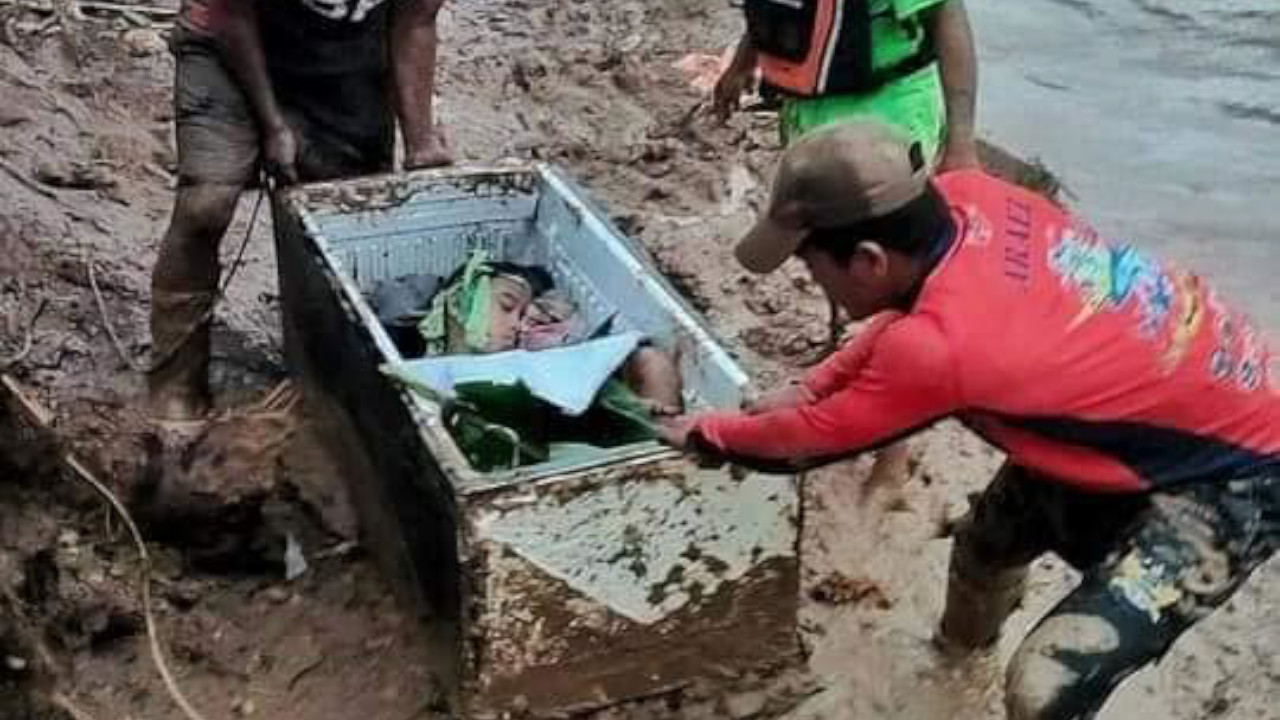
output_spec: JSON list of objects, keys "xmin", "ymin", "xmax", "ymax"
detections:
[
  {"xmin": 93, "ymin": 188, "xmax": 268, "ymax": 375},
  {"xmin": 64, "ymin": 454, "xmax": 214, "ymax": 720}
]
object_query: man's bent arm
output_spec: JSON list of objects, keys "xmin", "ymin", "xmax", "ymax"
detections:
[
  {"xmin": 728, "ymin": 31, "xmax": 759, "ymax": 76},
  {"xmin": 695, "ymin": 318, "xmax": 960, "ymax": 460},
  {"xmin": 217, "ymin": 0, "xmax": 287, "ymax": 136},
  {"xmin": 929, "ymin": 0, "xmax": 979, "ymax": 169},
  {"xmin": 391, "ymin": 0, "xmax": 448, "ymax": 167}
]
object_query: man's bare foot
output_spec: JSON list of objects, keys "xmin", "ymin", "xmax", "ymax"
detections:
[
  {"xmin": 404, "ymin": 135, "xmax": 454, "ymax": 170},
  {"xmin": 147, "ymin": 383, "xmax": 211, "ymax": 426},
  {"xmin": 910, "ymin": 634, "xmax": 1003, "ymax": 718},
  {"xmin": 931, "ymin": 625, "xmax": 980, "ymax": 663}
]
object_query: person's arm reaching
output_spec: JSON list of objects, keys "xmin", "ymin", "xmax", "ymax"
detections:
[
  {"xmin": 217, "ymin": 0, "xmax": 297, "ymax": 182},
  {"xmin": 391, "ymin": 0, "xmax": 452, "ymax": 169},
  {"xmin": 712, "ymin": 31, "xmax": 758, "ymax": 122},
  {"xmin": 691, "ymin": 317, "xmax": 959, "ymax": 462},
  {"xmin": 928, "ymin": 0, "xmax": 979, "ymax": 172}
]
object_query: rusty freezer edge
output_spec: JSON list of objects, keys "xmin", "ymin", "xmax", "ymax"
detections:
[
  {"xmin": 458, "ymin": 456, "xmax": 802, "ymax": 718},
  {"xmin": 272, "ymin": 164, "xmax": 802, "ymax": 716}
]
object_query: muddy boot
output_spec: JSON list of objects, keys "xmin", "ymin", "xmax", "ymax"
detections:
[
  {"xmin": 937, "ymin": 542, "xmax": 1028, "ymax": 654},
  {"xmin": 136, "ymin": 381, "xmax": 302, "ymax": 572},
  {"xmin": 148, "ymin": 288, "xmax": 214, "ymax": 422}
]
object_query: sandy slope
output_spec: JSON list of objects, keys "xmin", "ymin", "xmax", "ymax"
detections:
[{"xmin": 0, "ymin": 1, "xmax": 1274, "ymax": 718}]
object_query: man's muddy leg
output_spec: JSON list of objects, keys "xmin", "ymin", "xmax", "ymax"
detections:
[
  {"xmin": 1004, "ymin": 572, "xmax": 1179, "ymax": 720},
  {"xmin": 939, "ymin": 526, "xmax": 1030, "ymax": 651},
  {"xmin": 937, "ymin": 464, "xmax": 1047, "ymax": 653},
  {"xmin": 1006, "ymin": 476, "xmax": 1280, "ymax": 719},
  {"xmin": 1004, "ymin": 600, "xmax": 1131, "ymax": 720},
  {"xmin": 149, "ymin": 183, "xmax": 243, "ymax": 421},
  {"xmin": 152, "ymin": 32, "xmax": 261, "ymax": 421}
]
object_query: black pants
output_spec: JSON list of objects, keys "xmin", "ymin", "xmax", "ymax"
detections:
[
  {"xmin": 170, "ymin": 28, "xmax": 393, "ymax": 187},
  {"xmin": 950, "ymin": 464, "xmax": 1280, "ymax": 720}
]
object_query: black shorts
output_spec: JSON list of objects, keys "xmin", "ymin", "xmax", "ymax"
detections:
[
  {"xmin": 170, "ymin": 28, "xmax": 394, "ymax": 187},
  {"xmin": 959, "ymin": 465, "xmax": 1280, "ymax": 719}
]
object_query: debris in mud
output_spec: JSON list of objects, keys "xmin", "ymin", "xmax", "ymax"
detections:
[
  {"xmin": 723, "ymin": 689, "xmax": 768, "ymax": 719},
  {"xmin": 930, "ymin": 500, "xmax": 967, "ymax": 540},
  {"xmin": 121, "ymin": 28, "xmax": 165, "ymax": 58},
  {"xmin": 33, "ymin": 159, "xmax": 116, "ymax": 191},
  {"xmin": 1202, "ymin": 689, "xmax": 1234, "ymax": 716},
  {"xmin": 744, "ymin": 294, "xmax": 783, "ymax": 317},
  {"xmin": 672, "ymin": 51, "xmax": 733, "ymax": 96},
  {"xmin": 809, "ymin": 573, "xmax": 892, "ymax": 609},
  {"xmin": 739, "ymin": 325, "xmax": 825, "ymax": 360},
  {"xmin": 133, "ymin": 382, "xmax": 307, "ymax": 573},
  {"xmin": 283, "ymin": 533, "xmax": 308, "ymax": 581},
  {"xmin": 0, "ymin": 103, "xmax": 28, "ymax": 128},
  {"xmin": 0, "ymin": 487, "xmax": 141, "ymax": 717},
  {"xmin": 612, "ymin": 212, "xmax": 644, "ymax": 237},
  {"xmin": 977, "ymin": 139, "xmax": 1066, "ymax": 202},
  {"xmin": 0, "ymin": 295, "xmax": 48, "ymax": 371},
  {"xmin": 653, "ymin": 251, "xmax": 712, "ymax": 313}
]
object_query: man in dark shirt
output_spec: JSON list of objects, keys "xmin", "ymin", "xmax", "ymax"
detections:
[{"xmin": 150, "ymin": 0, "xmax": 451, "ymax": 421}]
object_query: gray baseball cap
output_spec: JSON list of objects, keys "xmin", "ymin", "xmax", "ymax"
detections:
[{"xmin": 735, "ymin": 121, "xmax": 930, "ymax": 273}]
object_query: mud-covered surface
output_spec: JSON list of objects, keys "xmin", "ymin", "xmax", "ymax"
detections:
[{"xmin": 0, "ymin": 1, "xmax": 1275, "ymax": 719}]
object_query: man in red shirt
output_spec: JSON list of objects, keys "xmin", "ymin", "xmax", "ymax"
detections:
[{"xmin": 660, "ymin": 121, "xmax": 1280, "ymax": 719}]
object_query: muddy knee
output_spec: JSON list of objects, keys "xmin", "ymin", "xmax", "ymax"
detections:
[
  {"xmin": 174, "ymin": 184, "xmax": 241, "ymax": 238},
  {"xmin": 1005, "ymin": 613, "xmax": 1121, "ymax": 720},
  {"xmin": 155, "ymin": 184, "xmax": 243, "ymax": 292},
  {"xmin": 150, "ymin": 185, "xmax": 239, "ymax": 417}
]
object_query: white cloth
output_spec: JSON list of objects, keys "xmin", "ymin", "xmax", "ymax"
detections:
[{"xmin": 385, "ymin": 332, "xmax": 643, "ymax": 416}]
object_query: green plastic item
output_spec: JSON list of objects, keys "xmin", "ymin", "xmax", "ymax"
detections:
[
  {"xmin": 419, "ymin": 250, "xmax": 496, "ymax": 355},
  {"xmin": 386, "ymin": 368, "xmax": 660, "ymax": 472}
]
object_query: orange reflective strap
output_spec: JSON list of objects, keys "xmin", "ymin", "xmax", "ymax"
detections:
[{"xmin": 756, "ymin": 0, "xmax": 839, "ymax": 96}]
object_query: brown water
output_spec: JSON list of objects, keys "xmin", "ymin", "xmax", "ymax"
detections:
[{"xmin": 971, "ymin": 0, "xmax": 1280, "ymax": 329}]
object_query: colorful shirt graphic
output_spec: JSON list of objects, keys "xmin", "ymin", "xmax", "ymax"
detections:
[{"xmin": 696, "ymin": 170, "xmax": 1280, "ymax": 492}]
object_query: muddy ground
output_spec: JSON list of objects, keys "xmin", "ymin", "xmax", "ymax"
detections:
[{"xmin": 0, "ymin": 1, "xmax": 1276, "ymax": 719}]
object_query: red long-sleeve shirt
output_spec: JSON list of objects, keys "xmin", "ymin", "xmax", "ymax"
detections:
[{"xmin": 697, "ymin": 170, "xmax": 1280, "ymax": 492}]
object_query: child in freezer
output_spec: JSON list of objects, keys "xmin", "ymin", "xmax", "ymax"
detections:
[
  {"xmin": 417, "ymin": 251, "xmax": 683, "ymax": 412},
  {"xmin": 387, "ymin": 251, "xmax": 683, "ymax": 471}
]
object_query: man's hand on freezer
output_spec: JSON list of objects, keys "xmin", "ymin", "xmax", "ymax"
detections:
[
  {"xmin": 657, "ymin": 415, "xmax": 694, "ymax": 449},
  {"xmin": 262, "ymin": 123, "xmax": 300, "ymax": 185},
  {"xmin": 657, "ymin": 416, "xmax": 727, "ymax": 469}
]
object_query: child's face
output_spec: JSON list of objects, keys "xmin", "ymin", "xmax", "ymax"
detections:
[{"xmin": 485, "ymin": 275, "xmax": 533, "ymax": 352}]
